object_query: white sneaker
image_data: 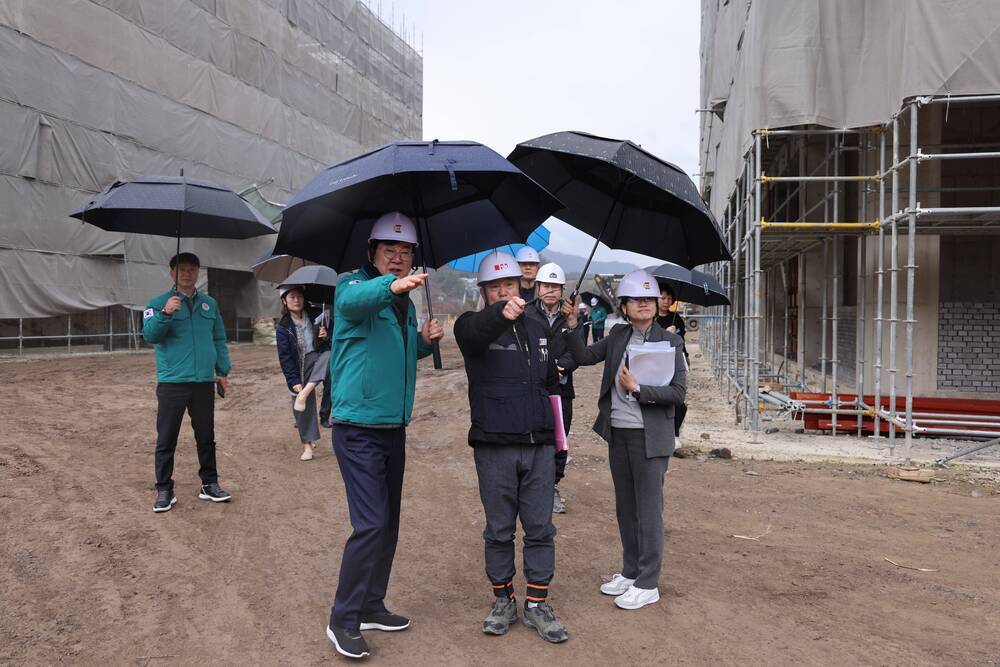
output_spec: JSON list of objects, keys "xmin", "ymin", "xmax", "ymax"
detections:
[
  {"xmin": 600, "ymin": 573, "xmax": 635, "ymax": 596},
  {"xmin": 614, "ymin": 585, "xmax": 660, "ymax": 610}
]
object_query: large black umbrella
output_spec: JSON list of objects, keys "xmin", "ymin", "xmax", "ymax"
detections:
[
  {"xmin": 648, "ymin": 262, "xmax": 731, "ymax": 307},
  {"xmin": 274, "ymin": 140, "xmax": 563, "ymax": 368},
  {"xmin": 580, "ymin": 291, "xmax": 613, "ymax": 313},
  {"xmin": 71, "ymin": 173, "xmax": 276, "ymax": 288},
  {"xmin": 508, "ymin": 131, "xmax": 731, "ymax": 296}
]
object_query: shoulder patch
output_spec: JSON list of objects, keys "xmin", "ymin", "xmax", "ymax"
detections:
[
  {"xmin": 143, "ymin": 308, "xmax": 155, "ymax": 319},
  {"xmin": 201, "ymin": 302, "xmax": 210, "ymax": 311},
  {"xmin": 348, "ymin": 279, "xmax": 361, "ymax": 285}
]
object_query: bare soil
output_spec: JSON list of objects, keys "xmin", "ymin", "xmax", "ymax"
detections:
[{"xmin": 1, "ymin": 339, "xmax": 998, "ymax": 665}]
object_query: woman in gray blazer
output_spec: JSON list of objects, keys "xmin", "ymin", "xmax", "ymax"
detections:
[{"xmin": 564, "ymin": 270, "xmax": 687, "ymax": 610}]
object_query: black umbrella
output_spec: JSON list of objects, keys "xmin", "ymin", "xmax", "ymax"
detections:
[
  {"xmin": 274, "ymin": 140, "xmax": 563, "ymax": 368},
  {"xmin": 71, "ymin": 172, "xmax": 276, "ymax": 288},
  {"xmin": 580, "ymin": 291, "xmax": 613, "ymax": 313},
  {"xmin": 508, "ymin": 131, "xmax": 731, "ymax": 297},
  {"xmin": 278, "ymin": 265, "xmax": 339, "ymax": 305},
  {"xmin": 648, "ymin": 262, "xmax": 731, "ymax": 307}
]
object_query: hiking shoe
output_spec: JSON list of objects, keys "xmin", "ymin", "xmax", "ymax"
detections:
[
  {"xmin": 482, "ymin": 597, "xmax": 518, "ymax": 635},
  {"xmin": 153, "ymin": 489, "xmax": 177, "ymax": 513},
  {"xmin": 198, "ymin": 483, "xmax": 231, "ymax": 502},
  {"xmin": 600, "ymin": 573, "xmax": 635, "ymax": 596},
  {"xmin": 553, "ymin": 488, "xmax": 566, "ymax": 514},
  {"xmin": 360, "ymin": 611, "xmax": 410, "ymax": 632},
  {"xmin": 321, "ymin": 418, "xmax": 333, "ymax": 428},
  {"xmin": 326, "ymin": 625, "xmax": 369, "ymax": 659},
  {"xmin": 523, "ymin": 602, "xmax": 568, "ymax": 643},
  {"xmin": 614, "ymin": 585, "xmax": 660, "ymax": 610}
]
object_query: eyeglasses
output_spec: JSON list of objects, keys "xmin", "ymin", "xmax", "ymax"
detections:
[{"xmin": 381, "ymin": 247, "xmax": 413, "ymax": 260}]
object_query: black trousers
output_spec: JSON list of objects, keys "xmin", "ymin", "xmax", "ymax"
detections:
[
  {"xmin": 554, "ymin": 396, "xmax": 572, "ymax": 485},
  {"xmin": 319, "ymin": 367, "xmax": 332, "ymax": 422},
  {"xmin": 330, "ymin": 424, "xmax": 405, "ymax": 632},
  {"xmin": 592, "ymin": 326, "xmax": 605, "ymax": 342},
  {"xmin": 154, "ymin": 382, "xmax": 218, "ymax": 492}
]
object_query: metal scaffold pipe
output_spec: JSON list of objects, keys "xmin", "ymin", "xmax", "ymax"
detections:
[
  {"xmin": 888, "ymin": 117, "xmax": 900, "ymax": 454},
  {"xmin": 904, "ymin": 102, "xmax": 919, "ymax": 461},
  {"xmin": 873, "ymin": 127, "xmax": 886, "ymax": 437}
]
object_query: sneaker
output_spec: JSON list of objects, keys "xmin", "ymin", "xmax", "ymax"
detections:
[
  {"xmin": 153, "ymin": 489, "xmax": 177, "ymax": 513},
  {"xmin": 198, "ymin": 483, "xmax": 232, "ymax": 502},
  {"xmin": 300, "ymin": 445, "xmax": 314, "ymax": 461},
  {"xmin": 321, "ymin": 418, "xmax": 333, "ymax": 429},
  {"xmin": 614, "ymin": 585, "xmax": 660, "ymax": 610},
  {"xmin": 360, "ymin": 611, "xmax": 410, "ymax": 632},
  {"xmin": 326, "ymin": 624, "xmax": 369, "ymax": 659},
  {"xmin": 553, "ymin": 488, "xmax": 566, "ymax": 514},
  {"xmin": 522, "ymin": 602, "xmax": 568, "ymax": 643},
  {"xmin": 482, "ymin": 597, "xmax": 518, "ymax": 635},
  {"xmin": 600, "ymin": 573, "xmax": 635, "ymax": 596}
]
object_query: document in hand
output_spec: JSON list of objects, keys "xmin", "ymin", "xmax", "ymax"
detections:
[
  {"xmin": 626, "ymin": 341, "xmax": 675, "ymax": 387},
  {"xmin": 549, "ymin": 395, "xmax": 568, "ymax": 452}
]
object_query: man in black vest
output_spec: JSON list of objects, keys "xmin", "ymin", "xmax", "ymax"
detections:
[{"xmin": 454, "ymin": 251, "xmax": 568, "ymax": 644}]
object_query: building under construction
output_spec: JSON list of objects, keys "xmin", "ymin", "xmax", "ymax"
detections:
[
  {"xmin": 0, "ymin": 0, "xmax": 421, "ymax": 352},
  {"xmin": 698, "ymin": 1, "xmax": 1000, "ymax": 455}
]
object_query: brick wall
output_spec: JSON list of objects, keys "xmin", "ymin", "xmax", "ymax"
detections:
[{"xmin": 937, "ymin": 302, "xmax": 1000, "ymax": 392}]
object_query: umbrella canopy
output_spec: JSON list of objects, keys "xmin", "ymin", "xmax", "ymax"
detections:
[
  {"xmin": 447, "ymin": 224, "xmax": 551, "ymax": 273},
  {"xmin": 251, "ymin": 252, "xmax": 315, "ymax": 284},
  {"xmin": 273, "ymin": 140, "xmax": 563, "ymax": 271},
  {"xmin": 278, "ymin": 265, "xmax": 340, "ymax": 304},
  {"xmin": 580, "ymin": 291, "xmax": 613, "ymax": 313},
  {"xmin": 508, "ymin": 131, "xmax": 731, "ymax": 281},
  {"xmin": 71, "ymin": 175, "xmax": 276, "ymax": 240},
  {"xmin": 648, "ymin": 262, "xmax": 731, "ymax": 307}
]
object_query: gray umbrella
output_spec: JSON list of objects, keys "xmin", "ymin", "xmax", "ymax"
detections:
[
  {"xmin": 277, "ymin": 265, "xmax": 340, "ymax": 305},
  {"xmin": 252, "ymin": 252, "xmax": 315, "ymax": 284}
]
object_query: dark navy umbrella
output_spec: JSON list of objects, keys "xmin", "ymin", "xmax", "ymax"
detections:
[
  {"xmin": 71, "ymin": 173, "xmax": 275, "ymax": 287},
  {"xmin": 648, "ymin": 262, "xmax": 730, "ymax": 307},
  {"xmin": 274, "ymin": 140, "xmax": 563, "ymax": 368},
  {"xmin": 580, "ymin": 291, "xmax": 613, "ymax": 313},
  {"xmin": 509, "ymin": 131, "xmax": 731, "ymax": 297}
]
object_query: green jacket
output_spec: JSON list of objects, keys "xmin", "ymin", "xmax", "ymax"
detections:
[
  {"xmin": 331, "ymin": 266, "xmax": 432, "ymax": 426},
  {"xmin": 142, "ymin": 289, "xmax": 232, "ymax": 383},
  {"xmin": 590, "ymin": 304, "xmax": 608, "ymax": 327}
]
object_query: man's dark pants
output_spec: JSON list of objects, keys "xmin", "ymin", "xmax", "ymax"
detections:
[
  {"xmin": 554, "ymin": 397, "xmax": 572, "ymax": 486},
  {"xmin": 154, "ymin": 382, "xmax": 218, "ymax": 492},
  {"xmin": 319, "ymin": 369, "xmax": 332, "ymax": 423},
  {"xmin": 330, "ymin": 424, "xmax": 405, "ymax": 632},
  {"xmin": 473, "ymin": 443, "xmax": 556, "ymax": 586}
]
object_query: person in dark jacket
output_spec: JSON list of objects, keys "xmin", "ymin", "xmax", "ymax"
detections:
[
  {"xmin": 525, "ymin": 262, "xmax": 577, "ymax": 514},
  {"xmin": 565, "ymin": 270, "xmax": 686, "ymax": 611},
  {"xmin": 515, "ymin": 246, "xmax": 541, "ymax": 301},
  {"xmin": 656, "ymin": 284, "xmax": 689, "ymax": 437},
  {"xmin": 275, "ymin": 285, "xmax": 330, "ymax": 461},
  {"xmin": 454, "ymin": 251, "xmax": 569, "ymax": 645}
]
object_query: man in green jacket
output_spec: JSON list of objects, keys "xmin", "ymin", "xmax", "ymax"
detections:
[
  {"xmin": 326, "ymin": 212, "xmax": 444, "ymax": 661},
  {"xmin": 141, "ymin": 252, "xmax": 232, "ymax": 513}
]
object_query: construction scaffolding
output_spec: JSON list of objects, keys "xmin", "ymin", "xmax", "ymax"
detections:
[{"xmin": 700, "ymin": 94, "xmax": 1000, "ymax": 459}]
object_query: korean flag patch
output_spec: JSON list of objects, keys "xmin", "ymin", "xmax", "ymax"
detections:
[
  {"xmin": 201, "ymin": 302, "xmax": 210, "ymax": 311},
  {"xmin": 143, "ymin": 308, "xmax": 155, "ymax": 320}
]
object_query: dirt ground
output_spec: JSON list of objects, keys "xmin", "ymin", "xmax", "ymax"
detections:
[{"xmin": 1, "ymin": 338, "xmax": 999, "ymax": 666}]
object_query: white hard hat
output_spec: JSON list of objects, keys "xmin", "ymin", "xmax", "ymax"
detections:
[
  {"xmin": 617, "ymin": 269, "xmax": 661, "ymax": 299},
  {"xmin": 536, "ymin": 262, "xmax": 566, "ymax": 286},
  {"xmin": 515, "ymin": 246, "xmax": 540, "ymax": 263},
  {"xmin": 590, "ymin": 297, "xmax": 598, "ymax": 307},
  {"xmin": 578, "ymin": 303, "xmax": 587, "ymax": 310},
  {"xmin": 369, "ymin": 211, "xmax": 418, "ymax": 245},
  {"xmin": 278, "ymin": 284, "xmax": 303, "ymax": 299},
  {"xmin": 477, "ymin": 251, "xmax": 522, "ymax": 285}
]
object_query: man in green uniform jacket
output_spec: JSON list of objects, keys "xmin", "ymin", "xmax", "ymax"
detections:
[
  {"xmin": 325, "ymin": 212, "xmax": 444, "ymax": 661},
  {"xmin": 142, "ymin": 252, "xmax": 232, "ymax": 513}
]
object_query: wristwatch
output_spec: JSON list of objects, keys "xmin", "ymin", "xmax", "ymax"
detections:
[{"xmin": 631, "ymin": 385, "xmax": 641, "ymax": 400}]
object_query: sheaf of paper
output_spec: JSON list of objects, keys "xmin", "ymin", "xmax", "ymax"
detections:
[{"xmin": 627, "ymin": 342, "xmax": 675, "ymax": 386}]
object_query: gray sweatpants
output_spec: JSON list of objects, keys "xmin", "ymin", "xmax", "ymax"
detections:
[
  {"xmin": 473, "ymin": 444, "xmax": 556, "ymax": 585},
  {"xmin": 609, "ymin": 427, "xmax": 670, "ymax": 590}
]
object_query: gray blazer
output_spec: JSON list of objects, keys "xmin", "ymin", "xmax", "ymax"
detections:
[{"xmin": 566, "ymin": 322, "xmax": 687, "ymax": 458}]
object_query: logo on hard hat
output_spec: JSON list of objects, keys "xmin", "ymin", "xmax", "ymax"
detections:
[
  {"xmin": 393, "ymin": 224, "xmax": 402, "ymax": 233},
  {"xmin": 494, "ymin": 262, "xmax": 509, "ymax": 271},
  {"xmin": 548, "ymin": 272, "xmax": 557, "ymax": 278},
  {"xmin": 642, "ymin": 281, "xmax": 650, "ymax": 289}
]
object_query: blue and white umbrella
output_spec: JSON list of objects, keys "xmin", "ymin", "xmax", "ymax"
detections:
[{"xmin": 446, "ymin": 224, "xmax": 551, "ymax": 273}]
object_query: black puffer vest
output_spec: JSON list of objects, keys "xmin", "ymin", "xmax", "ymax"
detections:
[{"xmin": 466, "ymin": 316, "xmax": 555, "ymax": 445}]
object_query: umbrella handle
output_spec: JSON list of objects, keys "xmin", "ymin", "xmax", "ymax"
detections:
[{"xmin": 422, "ymin": 276, "xmax": 443, "ymax": 370}]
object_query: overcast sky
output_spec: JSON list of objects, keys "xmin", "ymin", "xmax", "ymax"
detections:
[{"xmin": 367, "ymin": 0, "xmax": 702, "ymax": 266}]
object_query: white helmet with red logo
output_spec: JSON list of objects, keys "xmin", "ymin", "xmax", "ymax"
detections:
[
  {"xmin": 369, "ymin": 211, "xmax": 418, "ymax": 245},
  {"xmin": 477, "ymin": 251, "xmax": 522, "ymax": 285},
  {"xmin": 616, "ymin": 269, "xmax": 660, "ymax": 299},
  {"xmin": 515, "ymin": 246, "xmax": 540, "ymax": 264}
]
